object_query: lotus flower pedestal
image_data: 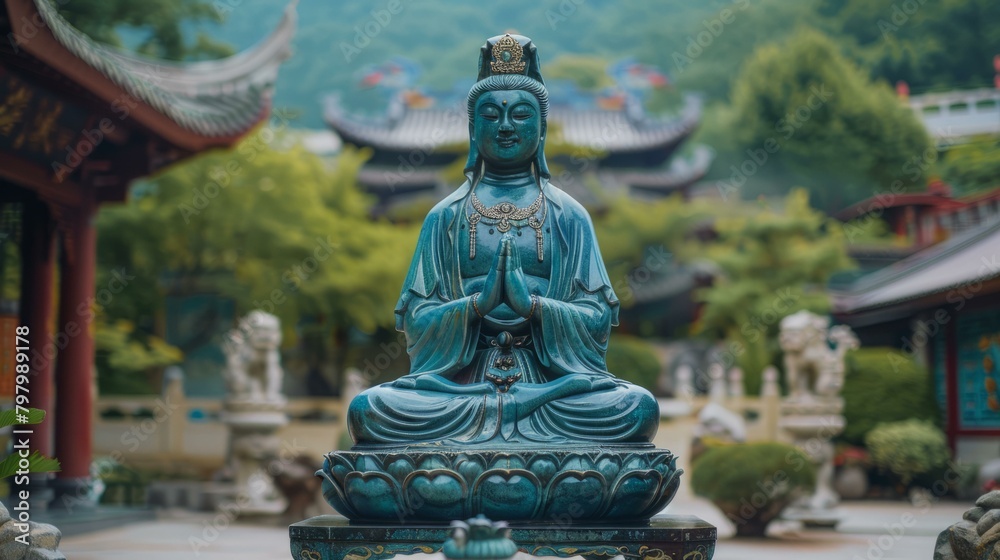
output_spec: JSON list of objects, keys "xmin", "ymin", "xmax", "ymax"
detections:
[{"xmin": 289, "ymin": 445, "xmax": 717, "ymax": 560}]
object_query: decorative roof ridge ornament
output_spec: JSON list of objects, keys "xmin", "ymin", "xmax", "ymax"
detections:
[{"xmin": 490, "ymin": 34, "xmax": 526, "ymax": 75}]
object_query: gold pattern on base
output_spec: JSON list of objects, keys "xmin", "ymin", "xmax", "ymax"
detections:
[{"xmin": 639, "ymin": 546, "xmax": 674, "ymax": 560}]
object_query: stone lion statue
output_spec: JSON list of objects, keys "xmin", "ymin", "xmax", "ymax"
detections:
[
  {"xmin": 222, "ymin": 311, "xmax": 283, "ymax": 402},
  {"xmin": 779, "ymin": 311, "xmax": 859, "ymax": 401}
]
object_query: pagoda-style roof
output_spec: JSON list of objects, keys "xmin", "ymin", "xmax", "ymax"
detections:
[
  {"xmin": 834, "ymin": 192, "xmax": 967, "ymax": 222},
  {"xmin": 2, "ymin": 0, "xmax": 295, "ymax": 152},
  {"xmin": 613, "ymin": 145, "xmax": 713, "ymax": 196},
  {"xmin": 832, "ymin": 219, "xmax": 1000, "ymax": 320},
  {"xmin": 325, "ymin": 94, "xmax": 702, "ymax": 167}
]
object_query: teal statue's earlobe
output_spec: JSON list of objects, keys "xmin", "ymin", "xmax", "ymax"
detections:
[
  {"xmin": 535, "ymin": 120, "xmax": 550, "ymax": 180},
  {"xmin": 464, "ymin": 122, "xmax": 482, "ymax": 183}
]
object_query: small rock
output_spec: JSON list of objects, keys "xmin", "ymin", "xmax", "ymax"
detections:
[
  {"xmin": 977, "ymin": 491, "xmax": 1000, "ymax": 510},
  {"xmin": 26, "ymin": 522, "xmax": 61, "ymax": 551},
  {"xmin": 980, "ymin": 510, "xmax": 1000, "ymax": 537},
  {"xmin": 950, "ymin": 521, "xmax": 980, "ymax": 560},
  {"xmin": 23, "ymin": 549, "xmax": 65, "ymax": 560},
  {"xmin": 935, "ymin": 528, "xmax": 957, "ymax": 560},
  {"xmin": 0, "ymin": 502, "xmax": 10, "ymax": 525},
  {"xmin": 0, "ymin": 537, "xmax": 28, "ymax": 560},
  {"xmin": 981, "ymin": 521, "xmax": 1000, "ymax": 548},
  {"xmin": 967, "ymin": 507, "xmax": 988, "ymax": 523}
]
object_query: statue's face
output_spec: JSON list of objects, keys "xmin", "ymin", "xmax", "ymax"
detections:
[
  {"xmin": 249, "ymin": 323, "xmax": 280, "ymax": 350},
  {"xmin": 472, "ymin": 90, "xmax": 543, "ymax": 171}
]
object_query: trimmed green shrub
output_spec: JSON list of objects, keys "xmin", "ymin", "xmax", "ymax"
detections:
[
  {"xmin": 691, "ymin": 442, "xmax": 816, "ymax": 537},
  {"xmin": 605, "ymin": 334, "xmax": 661, "ymax": 393},
  {"xmin": 841, "ymin": 348, "xmax": 939, "ymax": 445},
  {"xmin": 865, "ymin": 419, "xmax": 950, "ymax": 486}
]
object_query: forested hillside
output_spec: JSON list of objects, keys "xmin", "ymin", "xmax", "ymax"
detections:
[{"xmin": 68, "ymin": 0, "xmax": 1000, "ymax": 128}]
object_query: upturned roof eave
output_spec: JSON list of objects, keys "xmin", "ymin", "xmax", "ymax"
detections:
[
  {"xmin": 832, "ymin": 218, "xmax": 1000, "ymax": 315},
  {"xmin": 6, "ymin": 0, "xmax": 296, "ymax": 149}
]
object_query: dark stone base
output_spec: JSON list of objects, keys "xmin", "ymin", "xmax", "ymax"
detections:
[{"xmin": 289, "ymin": 514, "xmax": 716, "ymax": 560}]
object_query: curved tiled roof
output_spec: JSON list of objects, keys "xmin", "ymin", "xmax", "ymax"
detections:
[
  {"xmin": 325, "ymin": 94, "xmax": 702, "ymax": 154},
  {"xmin": 832, "ymin": 218, "xmax": 1000, "ymax": 313},
  {"xmin": 616, "ymin": 145, "xmax": 713, "ymax": 192},
  {"xmin": 30, "ymin": 0, "xmax": 295, "ymax": 138}
]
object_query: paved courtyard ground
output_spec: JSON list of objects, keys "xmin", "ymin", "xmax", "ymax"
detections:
[
  {"xmin": 60, "ymin": 498, "xmax": 967, "ymax": 560},
  {"xmin": 61, "ymin": 419, "xmax": 971, "ymax": 559}
]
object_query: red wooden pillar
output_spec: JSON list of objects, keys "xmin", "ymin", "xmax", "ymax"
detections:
[
  {"xmin": 51, "ymin": 190, "xmax": 97, "ymax": 507},
  {"xmin": 945, "ymin": 314, "xmax": 959, "ymax": 454},
  {"xmin": 19, "ymin": 200, "xmax": 56, "ymax": 457}
]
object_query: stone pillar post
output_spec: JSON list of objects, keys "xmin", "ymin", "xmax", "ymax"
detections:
[
  {"xmin": 727, "ymin": 367, "xmax": 744, "ymax": 411},
  {"xmin": 674, "ymin": 364, "xmax": 694, "ymax": 403},
  {"xmin": 760, "ymin": 366, "xmax": 780, "ymax": 441},
  {"xmin": 707, "ymin": 363, "xmax": 726, "ymax": 404}
]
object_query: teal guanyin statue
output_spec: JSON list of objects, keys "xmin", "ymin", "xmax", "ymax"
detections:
[{"xmin": 320, "ymin": 34, "xmax": 680, "ymax": 523}]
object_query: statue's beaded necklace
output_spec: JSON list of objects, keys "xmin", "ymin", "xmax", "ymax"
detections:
[{"xmin": 467, "ymin": 186, "xmax": 547, "ymax": 262}]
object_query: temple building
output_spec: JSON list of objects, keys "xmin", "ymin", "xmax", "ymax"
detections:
[
  {"xmin": 833, "ymin": 216, "xmax": 1000, "ymax": 462},
  {"xmin": 0, "ymin": 0, "xmax": 294, "ymax": 505},
  {"xmin": 324, "ymin": 58, "xmax": 713, "ymax": 213},
  {"xmin": 834, "ymin": 180, "xmax": 1000, "ymax": 275}
]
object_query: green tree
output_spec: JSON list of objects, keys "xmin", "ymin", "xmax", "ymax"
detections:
[
  {"xmin": 544, "ymin": 55, "xmax": 615, "ymax": 91},
  {"xmin": 941, "ymin": 136, "xmax": 1000, "ymax": 195},
  {"xmin": 695, "ymin": 189, "xmax": 853, "ymax": 392},
  {"xmin": 594, "ymin": 195, "xmax": 713, "ymax": 307},
  {"xmin": 819, "ymin": 0, "xmax": 1000, "ymax": 92},
  {"xmin": 96, "ymin": 134, "xmax": 418, "ymax": 392},
  {"xmin": 94, "ymin": 319, "xmax": 183, "ymax": 395},
  {"xmin": 57, "ymin": 0, "xmax": 232, "ymax": 60},
  {"xmin": 713, "ymin": 28, "xmax": 932, "ymax": 213}
]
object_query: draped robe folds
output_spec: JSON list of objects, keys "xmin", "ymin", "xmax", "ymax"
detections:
[{"xmin": 347, "ymin": 180, "xmax": 659, "ymax": 445}]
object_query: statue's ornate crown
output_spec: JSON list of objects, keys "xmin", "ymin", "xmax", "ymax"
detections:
[
  {"xmin": 476, "ymin": 33, "xmax": 544, "ymax": 84},
  {"xmin": 490, "ymin": 34, "xmax": 526, "ymax": 75}
]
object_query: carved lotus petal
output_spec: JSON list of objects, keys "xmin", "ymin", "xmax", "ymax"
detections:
[
  {"xmin": 596, "ymin": 456, "xmax": 622, "ymax": 481},
  {"xmin": 355, "ymin": 454, "xmax": 384, "ymax": 472},
  {"xmin": 324, "ymin": 453, "xmax": 357, "ymax": 486},
  {"xmin": 455, "ymin": 454, "xmax": 486, "ymax": 482},
  {"xmin": 403, "ymin": 469, "xmax": 467, "ymax": 520},
  {"xmin": 622, "ymin": 454, "xmax": 647, "ymax": 472},
  {"xmin": 648, "ymin": 467, "xmax": 683, "ymax": 515},
  {"xmin": 544, "ymin": 471, "xmax": 607, "ymax": 519},
  {"xmin": 604, "ymin": 469, "xmax": 662, "ymax": 519},
  {"xmin": 559, "ymin": 455, "xmax": 592, "ymax": 472},
  {"xmin": 489, "ymin": 455, "xmax": 526, "ymax": 470},
  {"xmin": 528, "ymin": 455, "xmax": 559, "ymax": 483},
  {"xmin": 318, "ymin": 469, "xmax": 358, "ymax": 519},
  {"xmin": 418, "ymin": 454, "xmax": 450, "ymax": 471},
  {"xmin": 385, "ymin": 457, "xmax": 416, "ymax": 483},
  {"xmin": 648, "ymin": 452, "xmax": 676, "ymax": 472},
  {"xmin": 473, "ymin": 469, "xmax": 541, "ymax": 520},
  {"xmin": 343, "ymin": 471, "xmax": 403, "ymax": 521}
]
